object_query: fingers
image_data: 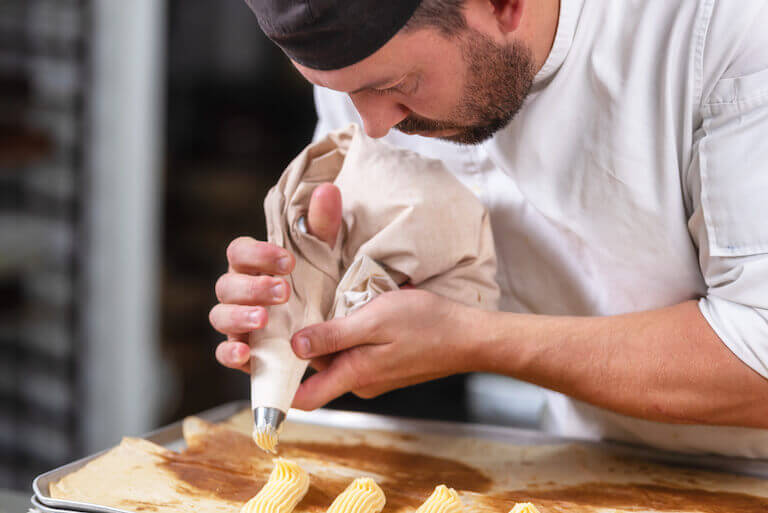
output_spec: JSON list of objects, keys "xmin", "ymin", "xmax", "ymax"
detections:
[
  {"xmin": 291, "ymin": 311, "xmax": 379, "ymax": 360},
  {"xmin": 308, "ymin": 354, "xmax": 334, "ymax": 372},
  {"xmin": 215, "ymin": 340, "xmax": 250, "ymax": 374},
  {"xmin": 216, "ymin": 236, "xmax": 295, "ymax": 376},
  {"xmin": 293, "ymin": 352, "xmax": 451, "ymax": 410},
  {"xmin": 216, "ymin": 185, "xmax": 340, "ymax": 379},
  {"xmin": 215, "ymin": 273, "xmax": 290, "ymax": 306},
  {"xmin": 307, "ymin": 183, "xmax": 342, "ymax": 248},
  {"xmin": 227, "ymin": 236, "xmax": 295, "ymax": 275},
  {"xmin": 209, "ymin": 304, "xmax": 267, "ymax": 335},
  {"xmin": 292, "ymin": 352, "xmax": 366, "ymax": 410}
]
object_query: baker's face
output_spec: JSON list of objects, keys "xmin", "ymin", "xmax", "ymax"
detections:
[{"xmin": 294, "ymin": 24, "xmax": 536, "ymax": 145}]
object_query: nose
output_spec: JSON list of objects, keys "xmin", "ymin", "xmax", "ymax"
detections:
[{"xmin": 349, "ymin": 92, "xmax": 410, "ymax": 138}]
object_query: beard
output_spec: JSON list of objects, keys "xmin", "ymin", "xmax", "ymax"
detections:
[{"xmin": 395, "ymin": 30, "xmax": 536, "ymax": 145}]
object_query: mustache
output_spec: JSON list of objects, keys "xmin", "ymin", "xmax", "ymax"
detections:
[{"xmin": 394, "ymin": 115, "xmax": 463, "ymax": 133}]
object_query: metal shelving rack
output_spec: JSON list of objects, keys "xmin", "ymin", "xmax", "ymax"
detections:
[{"xmin": 0, "ymin": 0, "xmax": 90, "ymax": 489}]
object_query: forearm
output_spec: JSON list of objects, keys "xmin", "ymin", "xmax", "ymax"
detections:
[{"xmin": 472, "ymin": 300, "xmax": 768, "ymax": 428}]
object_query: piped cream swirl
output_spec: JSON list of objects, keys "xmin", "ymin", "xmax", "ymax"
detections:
[
  {"xmin": 326, "ymin": 478, "xmax": 386, "ymax": 513},
  {"xmin": 240, "ymin": 458, "xmax": 309, "ymax": 513},
  {"xmin": 253, "ymin": 426, "xmax": 279, "ymax": 454},
  {"xmin": 508, "ymin": 503, "xmax": 541, "ymax": 513},
  {"xmin": 414, "ymin": 485, "xmax": 463, "ymax": 513}
]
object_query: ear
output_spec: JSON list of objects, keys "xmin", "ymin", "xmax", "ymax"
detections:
[{"xmin": 490, "ymin": 0, "xmax": 524, "ymax": 33}]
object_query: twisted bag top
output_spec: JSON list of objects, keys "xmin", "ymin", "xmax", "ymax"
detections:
[{"xmin": 249, "ymin": 124, "xmax": 499, "ymax": 416}]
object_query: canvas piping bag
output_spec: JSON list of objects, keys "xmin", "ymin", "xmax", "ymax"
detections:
[{"xmin": 250, "ymin": 124, "xmax": 500, "ymax": 447}]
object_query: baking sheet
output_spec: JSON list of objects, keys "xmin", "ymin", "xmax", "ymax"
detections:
[{"xmin": 33, "ymin": 401, "xmax": 768, "ymax": 513}]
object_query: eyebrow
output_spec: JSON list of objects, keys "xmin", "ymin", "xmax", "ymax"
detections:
[{"xmin": 349, "ymin": 76, "xmax": 404, "ymax": 94}]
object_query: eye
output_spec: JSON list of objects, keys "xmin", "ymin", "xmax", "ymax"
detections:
[
  {"xmin": 369, "ymin": 75, "xmax": 412, "ymax": 96},
  {"xmin": 371, "ymin": 86, "xmax": 398, "ymax": 96}
]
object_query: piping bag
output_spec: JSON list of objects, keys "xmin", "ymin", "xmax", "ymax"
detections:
[{"xmin": 249, "ymin": 124, "xmax": 500, "ymax": 453}]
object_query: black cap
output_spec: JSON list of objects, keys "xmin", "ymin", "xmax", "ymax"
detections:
[{"xmin": 244, "ymin": 0, "xmax": 422, "ymax": 70}]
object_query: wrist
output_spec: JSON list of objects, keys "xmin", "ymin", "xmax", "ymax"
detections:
[
  {"xmin": 450, "ymin": 305, "xmax": 508, "ymax": 374},
  {"xmin": 469, "ymin": 309, "xmax": 529, "ymax": 375}
]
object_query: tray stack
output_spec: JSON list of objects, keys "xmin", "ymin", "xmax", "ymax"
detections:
[{"xmin": 30, "ymin": 402, "xmax": 768, "ymax": 513}]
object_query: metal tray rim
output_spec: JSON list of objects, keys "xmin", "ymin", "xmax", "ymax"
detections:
[{"xmin": 31, "ymin": 494, "xmax": 85, "ymax": 513}]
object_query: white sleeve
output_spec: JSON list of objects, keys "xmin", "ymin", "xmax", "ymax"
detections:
[
  {"xmin": 688, "ymin": 2, "xmax": 768, "ymax": 379},
  {"xmin": 312, "ymin": 86, "xmax": 362, "ymax": 142}
]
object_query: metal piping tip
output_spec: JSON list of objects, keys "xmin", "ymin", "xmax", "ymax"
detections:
[{"xmin": 253, "ymin": 407, "xmax": 286, "ymax": 454}]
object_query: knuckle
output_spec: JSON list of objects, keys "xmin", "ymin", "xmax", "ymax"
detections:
[
  {"xmin": 214, "ymin": 274, "xmax": 229, "ymax": 302},
  {"xmin": 251, "ymin": 241, "xmax": 272, "ymax": 264},
  {"xmin": 325, "ymin": 325, "xmax": 344, "ymax": 354},
  {"xmin": 345, "ymin": 351, "xmax": 373, "ymax": 390},
  {"xmin": 208, "ymin": 305, "xmax": 220, "ymax": 327},
  {"xmin": 248, "ymin": 275, "xmax": 271, "ymax": 302},
  {"xmin": 226, "ymin": 236, "xmax": 253, "ymax": 263},
  {"xmin": 364, "ymin": 313, "xmax": 384, "ymax": 339},
  {"xmin": 354, "ymin": 388, "xmax": 379, "ymax": 400},
  {"xmin": 356, "ymin": 305, "xmax": 384, "ymax": 339}
]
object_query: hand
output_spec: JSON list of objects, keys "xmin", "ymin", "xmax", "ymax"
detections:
[
  {"xmin": 211, "ymin": 183, "xmax": 343, "ymax": 372},
  {"xmin": 289, "ymin": 289, "xmax": 485, "ymax": 410}
]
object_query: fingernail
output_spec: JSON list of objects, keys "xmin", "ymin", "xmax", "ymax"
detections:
[
  {"xmin": 271, "ymin": 282, "xmax": 286, "ymax": 300},
  {"xmin": 296, "ymin": 336, "xmax": 311, "ymax": 358},
  {"xmin": 277, "ymin": 256, "xmax": 291, "ymax": 274},
  {"xmin": 248, "ymin": 309, "xmax": 264, "ymax": 327}
]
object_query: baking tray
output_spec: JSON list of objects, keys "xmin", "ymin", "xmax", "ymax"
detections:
[
  {"xmin": 33, "ymin": 401, "xmax": 247, "ymax": 513},
  {"xmin": 31, "ymin": 495, "xmax": 78, "ymax": 513},
  {"xmin": 32, "ymin": 401, "xmax": 768, "ymax": 513}
]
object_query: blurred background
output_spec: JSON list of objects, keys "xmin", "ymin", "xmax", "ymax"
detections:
[{"xmin": 0, "ymin": 0, "xmax": 544, "ymax": 492}]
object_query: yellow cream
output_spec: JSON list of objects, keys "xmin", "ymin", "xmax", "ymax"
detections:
[
  {"xmin": 240, "ymin": 458, "xmax": 309, "ymax": 513},
  {"xmin": 253, "ymin": 427, "xmax": 279, "ymax": 454},
  {"xmin": 326, "ymin": 478, "xmax": 385, "ymax": 513},
  {"xmin": 508, "ymin": 503, "xmax": 541, "ymax": 513},
  {"xmin": 414, "ymin": 485, "xmax": 463, "ymax": 513}
]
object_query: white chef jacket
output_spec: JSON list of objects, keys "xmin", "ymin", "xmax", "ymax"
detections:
[{"xmin": 312, "ymin": 0, "xmax": 768, "ymax": 458}]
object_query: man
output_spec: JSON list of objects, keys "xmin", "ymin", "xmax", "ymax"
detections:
[{"xmin": 209, "ymin": 0, "xmax": 768, "ymax": 456}]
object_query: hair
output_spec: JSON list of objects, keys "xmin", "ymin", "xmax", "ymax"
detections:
[{"xmin": 403, "ymin": 0, "xmax": 468, "ymax": 37}]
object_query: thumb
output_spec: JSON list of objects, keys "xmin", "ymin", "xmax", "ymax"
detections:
[
  {"xmin": 307, "ymin": 183, "xmax": 342, "ymax": 248},
  {"xmin": 291, "ymin": 312, "xmax": 377, "ymax": 360},
  {"xmin": 292, "ymin": 352, "xmax": 360, "ymax": 410}
]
